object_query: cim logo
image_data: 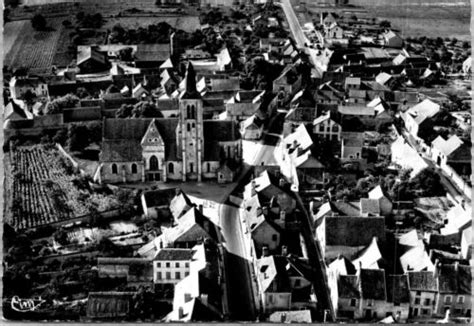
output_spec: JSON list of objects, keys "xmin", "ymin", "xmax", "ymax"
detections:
[{"xmin": 11, "ymin": 296, "xmax": 45, "ymax": 312}]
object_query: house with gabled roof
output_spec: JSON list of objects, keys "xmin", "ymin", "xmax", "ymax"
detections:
[
  {"xmin": 256, "ymin": 254, "xmax": 314, "ymax": 315},
  {"xmin": 94, "ymin": 63, "xmax": 242, "ymax": 184},
  {"xmin": 382, "ymin": 30, "xmax": 403, "ymax": 48},
  {"xmin": 77, "ymin": 46, "xmax": 110, "ymax": 74},
  {"xmin": 435, "ymin": 263, "xmax": 472, "ymax": 318},
  {"xmin": 313, "ymin": 111, "xmax": 342, "ymax": 141},
  {"xmin": 240, "ymin": 115, "xmax": 264, "ymax": 140},
  {"xmin": 9, "ymin": 76, "xmax": 49, "ymax": 101},
  {"xmin": 153, "ymin": 247, "xmax": 195, "ymax": 286},
  {"xmin": 407, "ymin": 270, "xmax": 438, "ymax": 319},
  {"xmin": 402, "ymin": 99, "xmax": 440, "ymax": 140},
  {"xmin": 141, "ymin": 187, "xmax": 177, "ymax": 221},
  {"xmin": 273, "ymin": 64, "xmax": 302, "ymax": 100}
]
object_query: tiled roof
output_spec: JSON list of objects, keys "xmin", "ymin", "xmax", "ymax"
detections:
[
  {"xmin": 325, "ymin": 216, "xmax": 385, "ymax": 247},
  {"xmin": 360, "ymin": 199, "xmax": 380, "ymax": 216},
  {"xmin": 407, "ymin": 271, "xmax": 437, "ymax": 292},
  {"xmin": 99, "ymin": 140, "xmax": 143, "ymax": 162},
  {"xmin": 338, "ymin": 275, "xmax": 360, "ymax": 298},
  {"xmin": 142, "ymin": 188, "xmax": 177, "ymax": 208},
  {"xmin": 360, "ymin": 269, "xmax": 386, "ymax": 300},
  {"xmin": 154, "ymin": 248, "xmax": 195, "ymax": 261}
]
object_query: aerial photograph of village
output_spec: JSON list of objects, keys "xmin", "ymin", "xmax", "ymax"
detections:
[{"xmin": 2, "ymin": 0, "xmax": 472, "ymax": 323}]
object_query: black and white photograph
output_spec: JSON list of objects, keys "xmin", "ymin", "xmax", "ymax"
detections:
[{"xmin": 1, "ymin": 0, "xmax": 472, "ymax": 323}]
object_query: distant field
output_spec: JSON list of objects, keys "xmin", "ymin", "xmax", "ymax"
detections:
[
  {"xmin": 103, "ymin": 15, "xmax": 201, "ymax": 33},
  {"xmin": 349, "ymin": 0, "xmax": 469, "ymax": 5},
  {"xmin": 367, "ymin": 5, "xmax": 471, "ymax": 41},
  {"xmin": 4, "ymin": 18, "xmax": 64, "ymax": 72}
]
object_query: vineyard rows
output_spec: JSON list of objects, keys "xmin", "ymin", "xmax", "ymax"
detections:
[{"xmin": 9, "ymin": 146, "xmax": 113, "ymax": 230}]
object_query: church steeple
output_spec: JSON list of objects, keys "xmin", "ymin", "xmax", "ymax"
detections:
[{"xmin": 180, "ymin": 62, "xmax": 201, "ymax": 99}]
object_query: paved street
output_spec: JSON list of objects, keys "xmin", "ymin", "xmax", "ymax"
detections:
[
  {"xmin": 279, "ymin": 0, "xmax": 325, "ymax": 78},
  {"xmin": 218, "ymin": 204, "xmax": 257, "ymax": 321}
]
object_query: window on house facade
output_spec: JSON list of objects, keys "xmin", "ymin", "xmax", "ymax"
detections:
[
  {"xmin": 166, "ymin": 272, "xmax": 171, "ymax": 280},
  {"xmin": 424, "ymin": 298, "xmax": 431, "ymax": 306},
  {"xmin": 175, "ymin": 271, "xmax": 180, "ymax": 279},
  {"xmin": 185, "ymin": 271, "xmax": 189, "ymax": 276},
  {"xmin": 415, "ymin": 298, "xmax": 421, "ymax": 305},
  {"xmin": 166, "ymin": 262, "xmax": 170, "ymax": 268},
  {"xmin": 457, "ymin": 296, "xmax": 464, "ymax": 304},
  {"xmin": 272, "ymin": 234, "xmax": 278, "ymax": 242},
  {"xmin": 445, "ymin": 296, "xmax": 452, "ymax": 304},
  {"xmin": 350, "ymin": 299, "xmax": 357, "ymax": 307},
  {"xmin": 131, "ymin": 163, "xmax": 137, "ymax": 174},
  {"xmin": 157, "ymin": 262, "xmax": 161, "ymax": 267},
  {"xmin": 150, "ymin": 155, "xmax": 159, "ymax": 171},
  {"xmin": 416, "ymin": 291, "xmax": 421, "ymax": 297},
  {"xmin": 421, "ymin": 309, "xmax": 430, "ymax": 315},
  {"xmin": 156, "ymin": 272, "xmax": 162, "ymax": 280},
  {"xmin": 294, "ymin": 279, "xmax": 301, "ymax": 287},
  {"xmin": 168, "ymin": 163, "xmax": 174, "ymax": 174},
  {"xmin": 185, "ymin": 262, "xmax": 189, "ymax": 268},
  {"xmin": 367, "ymin": 299, "xmax": 374, "ymax": 306},
  {"xmin": 175, "ymin": 262, "xmax": 179, "ymax": 268},
  {"xmin": 189, "ymin": 163, "xmax": 194, "ymax": 173},
  {"xmin": 112, "ymin": 164, "xmax": 118, "ymax": 174}
]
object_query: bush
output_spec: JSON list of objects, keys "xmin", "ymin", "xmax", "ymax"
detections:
[{"xmin": 31, "ymin": 14, "xmax": 47, "ymax": 31}]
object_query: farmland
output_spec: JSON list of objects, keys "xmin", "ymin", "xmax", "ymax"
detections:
[
  {"xmin": 4, "ymin": 18, "xmax": 64, "ymax": 73},
  {"xmin": 8, "ymin": 145, "xmax": 119, "ymax": 230}
]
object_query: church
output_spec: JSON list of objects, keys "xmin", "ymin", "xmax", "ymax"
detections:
[{"xmin": 94, "ymin": 63, "xmax": 242, "ymax": 184}]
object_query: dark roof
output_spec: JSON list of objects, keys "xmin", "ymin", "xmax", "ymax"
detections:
[
  {"xmin": 448, "ymin": 143, "xmax": 471, "ymax": 162},
  {"xmin": 338, "ymin": 275, "xmax": 360, "ymax": 298},
  {"xmin": 98, "ymin": 257, "xmax": 151, "ymax": 265},
  {"xmin": 407, "ymin": 271, "xmax": 437, "ymax": 292},
  {"xmin": 386, "ymin": 274, "xmax": 410, "ymax": 304},
  {"xmin": 180, "ymin": 62, "xmax": 201, "ymax": 99},
  {"xmin": 142, "ymin": 188, "xmax": 177, "ymax": 207},
  {"xmin": 188, "ymin": 297, "xmax": 223, "ymax": 321},
  {"xmin": 5, "ymin": 100, "xmax": 28, "ymax": 119},
  {"xmin": 135, "ymin": 44, "xmax": 170, "ymax": 62},
  {"xmin": 329, "ymin": 201, "xmax": 361, "ymax": 216},
  {"xmin": 438, "ymin": 263, "xmax": 472, "ymax": 294},
  {"xmin": 325, "ymin": 216, "xmax": 385, "ymax": 247},
  {"xmin": 203, "ymin": 120, "xmax": 240, "ymax": 142},
  {"xmin": 101, "ymin": 118, "xmax": 179, "ymax": 161},
  {"xmin": 99, "ymin": 140, "xmax": 143, "ymax": 162},
  {"xmin": 154, "ymin": 248, "xmax": 195, "ymax": 261},
  {"xmin": 360, "ymin": 269, "xmax": 386, "ymax": 300}
]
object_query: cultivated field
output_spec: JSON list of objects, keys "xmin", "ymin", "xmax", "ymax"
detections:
[
  {"xmin": 8, "ymin": 145, "xmax": 119, "ymax": 230},
  {"xmin": 104, "ymin": 15, "xmax": 201, "ymax": 33},
  {"xmin": 369, "ymin": 4, "xmax": 471, "ymax": 41},
  {"xmin": 4, "ymin": 18, "xmax": 64, "ymax": 73}
]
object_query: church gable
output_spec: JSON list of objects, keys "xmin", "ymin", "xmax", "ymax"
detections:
[{"xmin": 141, "ymin": 120, "xmax": 165, "ymax": 147}]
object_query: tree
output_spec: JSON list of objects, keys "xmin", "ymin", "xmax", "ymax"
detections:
[
  {"xmin": 45, "ymin": 94, "xmax": 79, "ymax": 114},
  {"xmin": 411, "ymin": 168, "xmax": 445, "ymax": 197},
  {"xmin": 31, "ymin": 14, "xmax": 47, "ymax": 31},
  {"xmin": 118, "ymin": 47, "xmax": 134, "ymax": 62},
  {"xmin": 379, "ymin": 20, "xmax": 391, "ymax": 28},
  {"xmin": 132, "ymin": 101, "xmax": 163, "ymax": 118},
  {"xmin": 67, "ymin": 124, "xmax": 89, "ymax": 152},
  {"xmin": 23, "ymin": 89, "xmax": 36, "ymax": 105},
  {"xmin": 115, "ymin": 104, "xmax": 134, "ymax": 118},
  {"xmin": 76, "ymin": 87, "xmax": 90, "ymax": 99}
]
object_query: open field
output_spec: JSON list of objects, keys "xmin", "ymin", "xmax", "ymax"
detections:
[
  {"xmin": 8, "ymin": 145, "xmax": 119, "ymax": 230},
  {"xmin": 103, "ymin": 15, "xmax": 201, "ymax": 33},
  {"xmin": 4, "ymin": 18, "xmax": 64, "ymax": 72},
  {"xmin": 368, "ymin": 5, "xmax": 471, "ymax": 41}
]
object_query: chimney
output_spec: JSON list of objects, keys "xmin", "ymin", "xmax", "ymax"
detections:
[
  {"xmin": 262, "ymin": 206, "xmax": 268, "ymax": 216},
  {"xmin": 279, "ymin": 178, "xmax": 286, "ymax": 188},
  {"xmin": 200, "ymin": 294, "xmax": 208, "ymax": 305},
  {"xmin": 198, "ymin": 204, "xmax": 203, "ymax": 213},
  {"xmin": 280, "ymin": 210, "xmax": 286, "ymax": 224},
  {"xmin": 281, "ymin": 313, "xmax": 287, "ymax": 323},
  {"xmin": 434, "ymin": 259, "xmax": 440, "ymax": 278},
  {"xmin": 178, "ymin": 306, "xmax": 184, "ymax": 319},
  {"xmin": 282, "ymin": 245, "xmax": 288, "ymax": 256},
  {"xmin": 262, "ymin": 246, "xmax": 269, "ymax": 257}
]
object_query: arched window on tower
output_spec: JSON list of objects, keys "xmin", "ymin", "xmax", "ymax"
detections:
[
  {"xmin": 131, "ymin": 163, "xmax": 137, "ymax": 174},
  {"xmin": 191, "ymin": 105, "xmax": 196, "ymax": 119},
  {"xmin": 112, "ymin": 163, "xmax": 118, "ymax": 174},
  {"xmin": 150, "ymin": 155, "xmax": 159, "ymax": 171},
  {"xmin": 186, "ymin": 105, "xmax": 191, "ymax": 119},
  {"xmin": 168, "ymin": 163, "xmax": 174, "ymax": 174},
  {"xmin": 207, "ymin": 162, "xmax": 211, "ymax": 172}
]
